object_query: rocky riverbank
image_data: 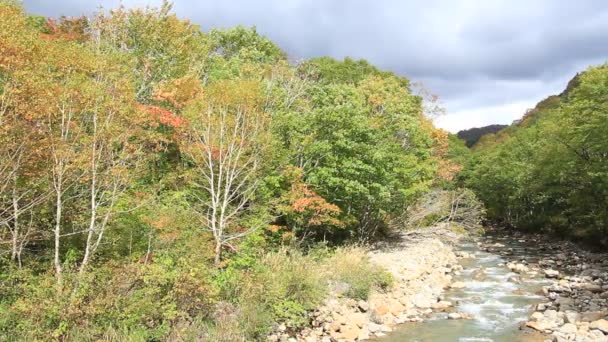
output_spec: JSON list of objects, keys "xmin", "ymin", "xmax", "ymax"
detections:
[
  {"xmin": 268, "ymin": 226, "xmax": 466, "ymax": 341},
  {"xmin": 480, "ymin": 229, "xmax": 608, "ymax": 342}
]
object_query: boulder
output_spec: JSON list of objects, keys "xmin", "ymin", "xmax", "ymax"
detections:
[
  {"xmin": 564, "ymin": 311, "xmax": 579, "ymax": 324},
  {"xmin": 580, "ymin": 311, "xmax": 607, "ymax": 322},
  {"xmin": 558, "ymin": 323, "xmax": 577, "ymax": 334},
  {"xmin": 431, "ymin": 301, "xmax": 452, "ymax": 310},
  {"xmin": 373, "ymin": 304, "xmax": 389, "ymax": 316},
  {"xmin": 347, "ymin": 312, "xmax": 367, "ymax": 328},
  {"xmin": 545, "ymin": 269, "xmax": 560, "ymax": 278},
  {"xmin": 590, "ymin": 319, "xmax": 608, "ymax": 334},
  {"xmin": 584, "ymin": 283, "xmax": 603, "ymax": 293},
  {"xmin": 357, "ymin": 300, "xmax": 369, "ymax": 312},
  {"xmin": 448, "ymin": 312, "xmax": 462, "ymax": 320},
  {"xmin": 530, "ymin": 312, "xmax": 544, "ymax": 321},
  {"xmin": 338, "ymin": 325, "xmax": 361, "ymax": 341},
  {"xmin": 367, "ymin": 322, "xmax": 382, "ymax": 333}
]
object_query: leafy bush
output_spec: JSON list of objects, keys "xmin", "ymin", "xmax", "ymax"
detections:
[
  {"xmin": 326, "ymin": 247, "xmax": 393, "ymax": 300},
  {"xmin": 400, "ymin": 188, "xmax": 485, "ymax": 231}
]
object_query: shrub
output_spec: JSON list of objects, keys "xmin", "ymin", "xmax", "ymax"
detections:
[{"xmin": 326, "ymin": 247, "xmax": 393, "ymax": 300}]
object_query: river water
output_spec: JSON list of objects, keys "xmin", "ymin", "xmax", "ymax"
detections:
[{"xmin": 377, "ymin": 235, "xmax": 552, "ymax": 342}]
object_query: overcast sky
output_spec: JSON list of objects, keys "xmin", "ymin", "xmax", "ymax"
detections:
[{"xmin": 24, "ymin": 0, "xmax": 608, "ymax": 132}]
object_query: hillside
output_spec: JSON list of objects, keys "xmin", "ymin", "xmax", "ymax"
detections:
[{"xmin": 456, "ymin": 124, "xmax": 508, "ymax": 147}]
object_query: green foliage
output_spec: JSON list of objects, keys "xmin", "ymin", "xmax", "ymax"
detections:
[
  {"xmin": 326, "ymin": 247, "xmax": 393, "ymax": 300},
  {"xmin": 0, "ymin": 2, "xmax": 451, "ymax": 340},
  {"xmin": 465, "ymin": 65, "xmax": 608, "ymax": 243}
]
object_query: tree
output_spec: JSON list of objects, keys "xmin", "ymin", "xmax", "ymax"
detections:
[{"xmin": 182, "ymin": 80, "xmax": 270, "ymax": 265}]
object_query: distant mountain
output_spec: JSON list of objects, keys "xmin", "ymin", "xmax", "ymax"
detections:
[{"xmin": 456, "ymin": 125, "xmax": 508, "ymax": 147}]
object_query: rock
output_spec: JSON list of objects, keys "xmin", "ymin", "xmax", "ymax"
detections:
[
  {"xmin": 329, "ymin": 321, "xmax": 341, "ymax": 332},
  {"xmin": 600, "ymin": 291, "xmax": 608, "ymax": 299},
  {"xmin": 508, "ymin": 263, "xmax": 529, "ymax": 274},
  {"xmin": 545, "ymin": 269, "xmax": 560, "ymax": 278},
  {"xmin": 411, "ymin": 294, "xmax": 432, "ymax": 309},
  {"xmin": 451, "ymin": 281, "xmax": 466, "ymax": 289},
  {"xmin": 347, "ymin": 312, "xmax": 367, "ymax": 329},
  {"xmin": 389, "ymin": 301, "xmax": 405, "ymax": 316},
  {"xmin": 357, "ymin": 300, "xmax": 369, "ymax": 312},
  {"xmin": 584, "ymin": 283, "xmax": 603, "ymax": 293},
  {"xmin": 431, "ymin": 301, "xmax": 452, "ymax": 310},
  {"xmin": 589, "ymin": 330, "xmax": 608, "ymax": 341},
  {"xmin": 559, "ymin": 323, "xmax": 577, "ymax": 334},
  {"xmin": 530, "ymin": 312, "xmax": 544, "ymax": 321},
  {"xmin": 367, "ymin": 322, "xmax": 382, "ymax": 333},
  {"xmin": 580, "ymin": 311, "xmax": 607, "ymax": 322},
  {"xmin": 448, "ymin": 313, "xmax": 462, "ymax": 320},
  {"xmin": 358, "ymin": 327, "xmax": 370, "ymax": 340},
  {"xmin": 536, "ymin": 303, "xmax": 547, "ymax": 311},
  {"xmin": 590, "ymin": 319, "xmax": 608, "ymax": 334},
  {"xmin": 338, "ymin": 325, "xmax": 361, "ymax": 341},
  {"xmin": 507, "ymin": 276, "xmax": 521, "ymax": 283},
  {"xmin": 374, "ymin": 304, "xmax": 389, "ymax": 316},
  {"xmin": 564, "ymin": 311, "xmax": 580, "ymax": 324},
  {"xmin": 525, "ymin": 321, "xmax": 546, "ymax": 332}
]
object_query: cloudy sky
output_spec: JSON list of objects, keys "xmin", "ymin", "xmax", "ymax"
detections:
[{"xmin": 24, "ymin": 0, "xmax": 608, "ymax": 132}]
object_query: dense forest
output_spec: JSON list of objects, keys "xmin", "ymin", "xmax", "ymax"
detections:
[
  {"xmin": 0, "ymin": 2, "xmax": 472, "ymax": 340},
  {"xmin": 456, "ymin": 124, "xmax": 508, "ymax": 148},
  {"xmin": 460, "ymin": 69, "xmax": 608, "ymax": 244}
]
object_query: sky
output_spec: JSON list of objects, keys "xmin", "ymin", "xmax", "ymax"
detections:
[{"xmin": 24, "ymin": 0, "xmax": 608, "ymax": 132}]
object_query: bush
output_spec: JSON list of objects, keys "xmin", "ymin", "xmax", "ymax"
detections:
[
  {"xmin": 326, "ymin": 247, "xmax": 393, "ymax": 300},
  {"xmin": 400, "ymin": 188, "xmax": 485, "ymax": 231}
]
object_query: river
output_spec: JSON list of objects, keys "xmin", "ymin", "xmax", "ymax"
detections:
[{"xmin": 377, "ymin": 234, "xmax": 552, "ymax": 342}]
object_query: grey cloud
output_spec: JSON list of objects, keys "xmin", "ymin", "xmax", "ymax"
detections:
[{"xmin": 23, "ymin": 0, "xmax": 608, "ymax": 131}]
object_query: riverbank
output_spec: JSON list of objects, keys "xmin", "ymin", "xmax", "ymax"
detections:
[
  {"xmin": 268, "ymin": 225, "xmax": 464, "ymax": 341},
  {"xmin": 481, "ymin": 228, "xmax": 608, "ymax": 341}
]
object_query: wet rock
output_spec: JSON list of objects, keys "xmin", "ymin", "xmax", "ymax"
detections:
[
  {"xmin": 447, "ymin": 312, "xmax": 462, "ymax": 320},
  {"xmin": 507, "ymin": 275, "xmax": 521, "ymax": 283},
  {"xmin": 431, "ymin": 301, "xmax": 452, "ymax": 310},
  {"xmin": 545, "ymin": 269, "xmax": 560, "ymax": 278},
  {"xmin": 508, "ymin": 262, "xmax": 529, "ymax": 274},
  {"xmin": 450, "ymin": 281, "xmax": 466, "ymax": 289}
]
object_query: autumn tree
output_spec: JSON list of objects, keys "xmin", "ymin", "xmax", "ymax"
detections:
[{"xmin": 182, "ymin": 80, "xmax": 270, "ymax": 265}]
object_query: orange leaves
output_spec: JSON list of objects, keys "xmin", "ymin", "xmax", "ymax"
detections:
[
  {"xmin": 280, "ymin": 166, "xmax": 345, "ymax": 229},
  {"xmin": 153, "ymin": 75, "xmax": 203, "ymax": 109},
  {"xmin": 40, "ymin": 17, "xmax": 88, "ymax": 42},
  {"xmin": 138, "ymin": 104, "xmax": 185, "ymax": 128}
]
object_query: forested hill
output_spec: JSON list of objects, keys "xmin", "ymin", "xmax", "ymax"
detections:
[
  {"xmin": 461, "ymin": 67, "xmax": 608, "ymax": 245},
  {"xmin": 456, "ymin": 124, "xmax": 508, "ymax": 147}
]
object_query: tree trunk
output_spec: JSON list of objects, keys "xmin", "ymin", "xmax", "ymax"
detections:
[
  {"xmin": 214, "ymin": 240, "xmax": 222, "ymax": 266},
  {"xmin": 10, "ymin": 176, "xmax": 19, "ymax": 263},
  {"xmin": 54, "ymin": 182, "xmax": 63, "ymax": 286}
]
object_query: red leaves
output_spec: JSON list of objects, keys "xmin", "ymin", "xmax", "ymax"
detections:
[
  {"xmin": 40, "ymin": 17, "xmax": 88, "ymax": 42},
  {"xmin": 138, "ymin": 104, "xmax": 185, "ymax": 128},
  {"xmin": 282, "ymin": 167, "xmax": 345, "ymax": 229}
]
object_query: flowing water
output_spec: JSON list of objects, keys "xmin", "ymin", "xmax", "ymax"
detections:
[{"xmin": 377, "ymin": 236, "xmax": 552, "ymax": 342}]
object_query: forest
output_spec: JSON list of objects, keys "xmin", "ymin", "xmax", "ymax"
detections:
[
  {"xmin": 2, "ymin": 0, "xmax": 607, "ymax": 341},
  {"xmin": 0, "ymin": 1, "xmax": 467, "ymax": 340},
  {"xmin": 461, "ymin": 69, "xmax": 608, "ymax": 245}
]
